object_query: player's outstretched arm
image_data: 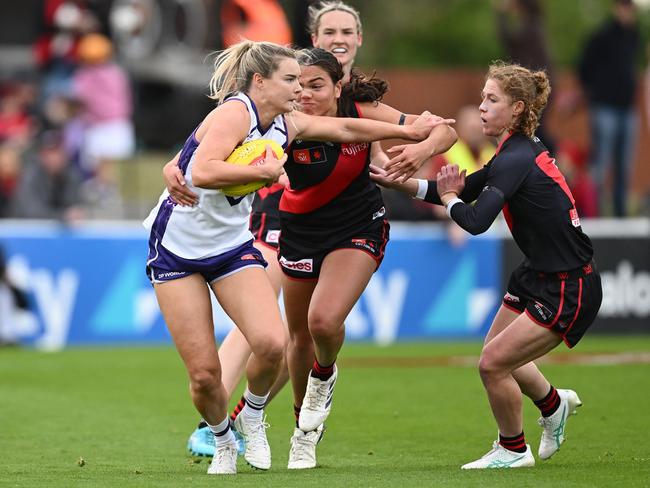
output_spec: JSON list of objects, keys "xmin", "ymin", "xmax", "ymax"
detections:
[{"xmin": 287, "ymin": 110, "xmax": 438, "ymax": 144}]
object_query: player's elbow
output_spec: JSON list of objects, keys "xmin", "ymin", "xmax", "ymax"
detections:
[
  {"xmin": 455, "ymin": 216, "xmax": 490, "ymax": 236},
  {"xmin": 464, "ymin": 220, "xmax": 491, "ymax": 236},
  {"xmin": 191, "ymin": 164, "xmax": 212, "ymax": 188},
  {"xmin": 442, "ymin": 126, "xmax": 458, "ymax": 152}
]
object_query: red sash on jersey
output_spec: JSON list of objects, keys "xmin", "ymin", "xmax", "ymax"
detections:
[{"xmin": 279, "ymin": 142, "xmax": 369, "ymax": 214}]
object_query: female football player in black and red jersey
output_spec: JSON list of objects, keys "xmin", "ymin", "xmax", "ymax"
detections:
[
  {"xmin": 280, "ymin": 47, "xmax": 456, "ymax": 469},
  {"xmin": 371, "ymin": 61, "xmax": 603, "ymax": 469}
]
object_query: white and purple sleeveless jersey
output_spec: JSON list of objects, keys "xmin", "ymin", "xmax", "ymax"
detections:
[{"xmin": 143, "ymin": 92, "xmax": 289, "ymax": 260}]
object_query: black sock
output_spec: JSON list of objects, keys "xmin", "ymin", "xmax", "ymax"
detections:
[
  {"xmin": 499, "ymin": 432, "xmax": 527, "ymax": 453},
  {"xmin": 534, "ymin": 386, "xmax": 561, "ymax": 417},
  {"xmin": 311, "ymin": 359, "xmax": 335, "ymax": 381}
]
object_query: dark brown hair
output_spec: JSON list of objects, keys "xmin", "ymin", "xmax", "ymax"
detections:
[{"xmin": 296, "ymin": 48, "xmax": 388, "ymax": 117}]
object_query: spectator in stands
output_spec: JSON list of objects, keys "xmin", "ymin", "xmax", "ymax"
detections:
[
  {"xmin": 72, "ymin": 33, "xmax": 134, "ymax": 177},
  {"xmin": 0, "ymin": 143, "xmax": 22, "ymax": 218},
  {"xmin": 34, "ymin": 0, "xmax": 100, "ymax": 104},
  {"xmin": 555, "ymin": 140, "xmax": 598, "ymax": 218},
  {"xmin": 11, "ymin": 130, "xmax": 84, "ymax": 222},
  {"xmin": 0, "ymin": 83, "xmax": 37, "ymax": 149},
  {"xmin": 578, "ymin": 0, "xmax": 641, "ymax": 217},
  {"xmin": 494, "ymin": 0, "xmax": 556, "ymax": 152}
]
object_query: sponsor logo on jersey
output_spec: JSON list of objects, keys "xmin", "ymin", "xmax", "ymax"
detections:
[
  {"xmin": 293, "ymin": 145, "xmax": 327, "ymax": 164},
  {"xmin": 279, "ymin": 256, "xmax": 313, "ymax": 272},
  {"xmin": 341, "ymin": 142, "xmax": 368, "ymax": 157},
  {"xmin": 503, "ymin": 292, "xmax": 520, "ymax": 303},
  {"xmin": 569, "ymin": 208, "xmax": 581, "ymax": 228},
  {"xmin": 266, "ymin": 230, "xmax": 280, "ymax": 244},
  {"xmin": 372, "ymin": 206, "xmax": 386, "ymax": 220}
]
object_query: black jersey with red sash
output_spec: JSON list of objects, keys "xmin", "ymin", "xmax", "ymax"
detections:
[
  {"xmin": 252, "ymin": 183, "xmax": 284, "ymax": 218},
  {"xmin": 249, "ymin": 183, "xmax": 284, "ymax": 247},
  {"xmin": 425, "ymin": 132, "xmax": 593, "ymax": 272},
  {"xmin": 279, "ymin": 103, "xmax": 384, "ymax": 246}
]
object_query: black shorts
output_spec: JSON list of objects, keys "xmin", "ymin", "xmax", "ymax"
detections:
[
  {"xmin": 250, "ymin": 186, "xmax": 283, "ymax": 250},
  {"xmin": 250, "ymin": 210, "xmax": 280, "ymax": 250},
  {"xmin": 278, "ymin": 219, "xmax": 390, "ymax": 280},
  {"xmin": 502, "ymin": 260, "xmax": 602, "ymax": 348}
]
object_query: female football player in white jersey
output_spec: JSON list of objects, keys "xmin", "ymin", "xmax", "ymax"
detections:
[{"xmin": 146, "ymin": 39, "xmax": 440, "ymax": 475}]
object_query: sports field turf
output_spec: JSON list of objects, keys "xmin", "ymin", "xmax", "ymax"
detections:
[{"xmin": 2, "ymin": 336, "xmax": 650, "ymax": 487}]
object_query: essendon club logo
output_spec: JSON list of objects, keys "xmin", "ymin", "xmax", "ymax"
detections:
[
  {"xmin": 293, "ymin": 145, "xmax": 327, "ymax": 164},
  {"xmin": 569, "ymin": 208, "xmax": 581, "ymax": 228},
  {"xmin": 279, "ymin": 256, "xmax": 313, "ymax": 272}
]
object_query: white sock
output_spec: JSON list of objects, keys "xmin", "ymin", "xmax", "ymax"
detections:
[
  {"xmin": 207, "ymin": 416, "xmax": 236, "ymax": 445},
  {"xmin": 241, "ymin": 387, "xmax": 269, "ymax": 420}
]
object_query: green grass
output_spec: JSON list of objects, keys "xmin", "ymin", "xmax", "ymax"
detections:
[{"xmin": 2, "ymin": 336, "xmax": 650, "ymax": 487}]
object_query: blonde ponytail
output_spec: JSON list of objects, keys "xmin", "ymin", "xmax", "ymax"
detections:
[{"xmin": 208, "ymin": 40, "xmax": 296, "ymax": 103}]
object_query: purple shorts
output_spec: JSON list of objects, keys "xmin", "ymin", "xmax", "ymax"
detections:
[{"xmin": 146, "ymin": 238, "xmax": 267, "ymax": 285}]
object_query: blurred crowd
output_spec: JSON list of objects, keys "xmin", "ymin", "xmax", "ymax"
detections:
[
  {"xmin": 0, "ymin": 0, "xmax": 646, "ymax": 225},
  {"xmin": 0, "ymin": 0, "xmax": 133, "ymax": 224}
]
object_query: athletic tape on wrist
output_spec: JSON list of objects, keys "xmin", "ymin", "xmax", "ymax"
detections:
[
  {"xmin": 445, "ymin": 197, "xmax": 463, "ymax": 218},
  {"xmin": 415, "ymin": 179, "xmax": 428, "ymax": 200}
]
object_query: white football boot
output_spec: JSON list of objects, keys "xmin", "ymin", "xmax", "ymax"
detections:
[
  {"xmin": 538, "ymin": 389, "xmax": 582, "ymax": 460},
  {"xmin": 287, "ymin": 424, "xmax": 325, "ymax": 470},
  {"xmin": 207, "ymin": 438, "xmax": 238, "ymax": 475},
  {"xmin": 234, "ymin": 413, "xmax": 271, "ymax": 470},
  {"xmin": 299, "ymin": 366, "xmax": 338, "ymax": 432},
  {"xmin": 461, "ymin": 441, "xmax": 535, "ymax": 469}
]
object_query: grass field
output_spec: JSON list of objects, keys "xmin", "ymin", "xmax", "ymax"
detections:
[{"xmin": 2, "ymin": 336, "xmax": 650, "ymax": 487}]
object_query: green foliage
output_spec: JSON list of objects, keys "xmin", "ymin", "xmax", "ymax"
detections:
[
  {"xmin": 2, "ymin": 337, "xmax": 650, "ymax": 486},
  {"xmin": 289, "ymin": 0, "xmax": 649, "ymax": 68}
]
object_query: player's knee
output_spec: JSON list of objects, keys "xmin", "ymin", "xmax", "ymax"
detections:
[
  {"xmin": 478, "ymin": 349, "xmax": 501, "ymax": 381},
  {"xmin": 308, "ymin": 311, "xmax": 340, "ymax": 343},
  {"xmin": 189, "ymin": 365, "xmax": 221, "ymax": 394},
  {"xmin": 253, "ymin": 336, "xmax": 285, "ymax": 365}
]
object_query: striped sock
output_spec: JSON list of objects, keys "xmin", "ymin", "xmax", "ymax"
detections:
[
  {"xmin": 534, "ymin": 386, "xmax": 561, "ymax": 417},
  {"xmin": 311, "ymin": 360, "xmax": 335, "ymax": 381},
  {"xmin": 207, "ymin": 416, "xmax": 236, "ymax": 444},
  {"xmin": 241, "ymin": 387, "xmax": 268, "ymax": 420},
  {"xmin": 230, "ymin": 396, "xmax": 246, "ymax": 421},
  {"xmin": 499, "ymin": 431, "xmax": 527, "ymax": 453}
]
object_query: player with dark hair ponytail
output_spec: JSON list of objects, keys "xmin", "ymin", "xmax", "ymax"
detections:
[{"xmin": 280, "ymin": 47, "xmax": 456, "ymax": 469}]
